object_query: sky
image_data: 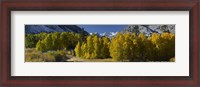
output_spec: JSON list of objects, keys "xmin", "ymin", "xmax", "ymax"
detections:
[{"xmin": 78, "ymin": 25, "xmax": 128, "ymax": 33}]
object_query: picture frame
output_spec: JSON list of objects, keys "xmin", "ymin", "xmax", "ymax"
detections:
[{"xmin": 0, "ymin": 0, "xmax": 199, "ymax": 86}]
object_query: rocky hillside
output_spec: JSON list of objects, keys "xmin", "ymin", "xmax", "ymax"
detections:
[
  {"xmin": 122, "ymin": 25, "xmax": 175, "ymax": 36},
  {"xmin": 25, "ymin": 25, "xmax": 89, "ymax": 35}
]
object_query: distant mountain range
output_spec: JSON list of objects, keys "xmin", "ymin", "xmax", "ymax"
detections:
[
  {"xmin": 122, "ymin": 25, "xmax": 175, "ymax": 36},
  {"xmin": 100, "ymin": 32, "xmax": 118, "ymax": 37},
  {"xmin": 89, "ymin": 32, "xmax": 118, "ymax": 38},
  {"xmin": 25, "ymin": 25, "xmax": 175, "ymax": 37},
  {"xmin": 95, "ymin": 25, "xmax": 175, "ymax": 37},
  {"xmin": 25, "ymin": 25, "xmax": 89, "ymax": 35}
]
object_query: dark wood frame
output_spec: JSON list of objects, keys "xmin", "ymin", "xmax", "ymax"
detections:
[{"xmin": 0, "ymin": 0, "xmax": 199, "ymax": 87}]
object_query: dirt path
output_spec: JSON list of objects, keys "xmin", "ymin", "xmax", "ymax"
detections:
[
  {"xmin": 66, "ymin": 55, "xmax": 115, "ymax": 62},
  {"xmin": 66, "ymin": 56, "xmax": 86, "ymax": 62}
]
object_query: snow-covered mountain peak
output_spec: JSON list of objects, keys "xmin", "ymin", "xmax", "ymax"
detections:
[
  {"xmin": 100, "ymin": 32, "xmax": 118, "ymax": 38},
  {"xmin": 122, "ymin": 25, "xmax": 175, "ymax": 36}
]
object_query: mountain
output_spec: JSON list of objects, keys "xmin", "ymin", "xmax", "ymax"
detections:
[
  {"xmin": 25, "ymin": 25, "xmax": 89, "ymax": 35},
  {"xmin": 122, "ymin": 25, "xmax": 175, "ymax": 36},
  {"xmin": 100, "ymin": 32, "xmax": 118, "ymax": 38},
  {"xmin": 89, "ymin": 32, "xmax": 118, "ymax": 38},
  {"xmin": 89, "ymin": 32, "xmax": 101, "ymax": 37}
]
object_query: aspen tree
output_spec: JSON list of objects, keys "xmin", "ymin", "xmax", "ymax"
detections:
[
  {"xmin": 102, "ymin": 36, "xmax": 110, "ymax": 58},
  {"xmin": 93, "ymin": 36, "xmax": 101, "ymax": 58},
  {"xmin": 74, "ymin": 41, "xmax": 82, "ymax": 57}
]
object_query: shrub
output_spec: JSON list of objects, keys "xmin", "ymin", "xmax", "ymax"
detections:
[
  {"xmin": 42, "ymin": 53, "xmax": 56, "ymax": 62},
  {"xmin": 46, "ymin": 50, "xmax": 68, "ymax": 62},
  {"xmin": 25, "ymin": 49, "xmax": 68, "ymax": 62},
  {"xmin": 169, "ymin": 58, "xmax": 175, "ymax": 62},
  {"xmin": 25, "ymin": 52, "xmax": 44, "ymax": 62}
]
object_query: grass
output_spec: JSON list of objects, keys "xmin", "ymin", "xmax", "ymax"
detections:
[
  {"xmin": 66, "ymin": 57, "xmax": 117, "ymax": 62},
  {"xmin": 25, "ymin": 48, "xmax": 116, "ymax": 62},
  {"xmin": 25, "ymin": 48, "xmax": 117, "ymax": 62},
  {"xmin": 25, "ymin": 48, "xmax": 175, "ymax": 62},
  {"xmin": 66, "ymin": 57, "xmax": 175, "ymax": 62},
  {"xmin": 25, "ymin": 48, "xmax": 68, "ymax": 62},
  {"xmin": 169, "ymin": 57, "xmax": 175, "ymax": 62}
]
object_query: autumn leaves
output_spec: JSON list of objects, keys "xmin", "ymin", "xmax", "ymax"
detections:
[
  {"xmin": 75, "ymin": 32, "xmax": 175, "ymax": 62},
  {"xmin": 26, "ymin": 32, "xmax": 175, "ymax": 62}
]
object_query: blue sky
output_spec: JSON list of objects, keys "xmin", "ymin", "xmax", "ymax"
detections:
[{"xmin": 78, "ymin": 25, "xmax": 127, "ymax": 33}]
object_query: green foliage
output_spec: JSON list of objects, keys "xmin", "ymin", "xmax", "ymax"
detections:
[
  {"xmin": 25, "ymin": 33, "xmax": 47, "ymax": 48},
  {"xmin": 32, "ymin": 32, "xmax": 86, "ymax": 52}
]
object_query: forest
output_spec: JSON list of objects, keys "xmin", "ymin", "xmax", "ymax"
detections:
[{"xmin": 25, "ymin": 32, "xmax": 175, "ymax": 62}]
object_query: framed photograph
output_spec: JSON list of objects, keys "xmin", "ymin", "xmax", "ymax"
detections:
[{"xmin": 0, "ymin": 0, "xmax": 199, "ymax": 86}]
